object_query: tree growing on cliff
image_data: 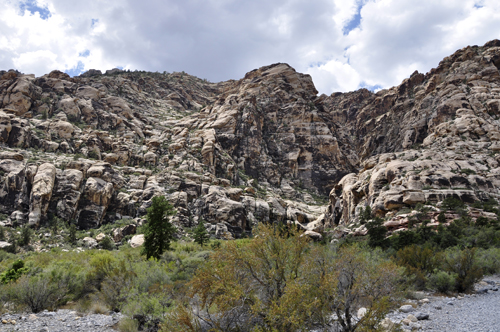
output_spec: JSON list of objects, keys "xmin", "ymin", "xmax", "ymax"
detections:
[{"xmin": 142, "ymin": 196, "xmax": 176, "ymax": 260}]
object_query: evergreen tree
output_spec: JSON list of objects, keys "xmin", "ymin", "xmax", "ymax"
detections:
[
  {"xmin": 142, "ymin": 196, "xmax": 176, "ymax": 260},
  {"xmin": 367, "ymin": 216, "xmax": 388, "ymax": 248},
  {"xmin": 438, "ymin": 211, "xmax": 446, "ymax": 223},
  {"xmin": 68, "ymin": 224, "xmax": 77, "ymax": 245},
  {"xmin": 360, "ymin": 205, "xmax": 372, "ymax": 223},
  {"xmin": 193, "ymin": 219, "xmax": 210, "ymax": 246}
]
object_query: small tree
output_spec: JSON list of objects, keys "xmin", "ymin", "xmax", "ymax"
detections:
[
  {"xmin": 68, "ymin": 224, "xmax": 77, "ymax": 245},
  {"xmin": 359, "ymin": 205, "xmax": 372, "ymax": 223},
  {"xmin": 19, "ymin": 226, "xmax": 32, "ymax": 247},
  {"xmin": 142, "ymin": 196, "xmax": 176, "ymax": 260},
  {"xmin": 366, "ymin": 217, "xmax": 388, "ymax": 248},
  {"xmin": 193, "ymin": 219, "xmax": 209, "ymax": 247}
]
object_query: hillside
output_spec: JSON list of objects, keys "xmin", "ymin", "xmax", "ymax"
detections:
[{"xmin": 1, "ymin": 39, "xmax": 500, "ymax": 247}]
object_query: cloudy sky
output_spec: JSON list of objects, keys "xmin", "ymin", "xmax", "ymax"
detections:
[{"xmin": 1, "ymin": 0, "xmax": 499, "ymax": 94}]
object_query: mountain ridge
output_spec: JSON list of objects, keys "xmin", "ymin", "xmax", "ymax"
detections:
[{"xmin": 1, "ymin": 39, "xmax": 500, "ymax": 246}]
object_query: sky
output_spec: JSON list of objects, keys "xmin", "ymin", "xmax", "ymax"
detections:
[{"xmin": 0, "ymin": 0, "xmax": 499, "ymax": 95}]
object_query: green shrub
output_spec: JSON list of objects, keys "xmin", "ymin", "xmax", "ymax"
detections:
[
  {"xmin": 460, "ymin": 168, "xmax": 476, "ymax": 175},
  {"xmin": 442, "ymin": 248, "xmax": 483, "ymax": 293},
  {"xmin": 0, "ymin": 259, "xmax": 29, "ymax": 284},
  {"xmin": 428, "ymin": 271, "xmax": 457, "ymax": 294},
  {"xmin": 13, "ymin": 275, "xmax": 61, "ymax": 312},
  {"xmin": 100, "ymin": 236, "xmax": 115, "ymax": 250},
  {"xmin": 476, "ymin": 248, "xmax": 500, "ymax": 275},
  {"xmin": 441, "ymin": 197, "xmax": 465, "ymax": 212},
  {"xmin": 118, "ymin": 317, "xmax": 139, "ymax": 332},
  {"xmin": 396, "ymin": 245, "xmax": 439, "ymax": 289}
]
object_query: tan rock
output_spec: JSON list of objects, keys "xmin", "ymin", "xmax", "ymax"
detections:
[
  {"xmin": 129, "ymin": 234, "xmax": 145, "ymax": 248},
  {"xmin": 28, "ymin": 163, "xmax": 57, "ymax": 226}
]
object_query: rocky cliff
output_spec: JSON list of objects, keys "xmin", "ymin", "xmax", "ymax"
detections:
[{"xmin": 1, "ymin": 40, "xmax": 500, "ymax": 242}]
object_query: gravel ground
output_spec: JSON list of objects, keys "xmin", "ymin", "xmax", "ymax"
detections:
[
  {"xmin": 1, "ymin": 276, "xmax": 499, "ymax": 332},
  {"xmin": 0, "ymin": 309, "xmax": 122, "ymax": 332},
  {"xmin": 388, "ymin": 275, "xmax": 500, "ymax": 331}
]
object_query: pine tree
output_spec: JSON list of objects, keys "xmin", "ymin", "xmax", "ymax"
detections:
[
  {"xmin": 193, "ymin": 218, "xmax": 210, "ymax": 247},
  {"xmin": 367, "ymin": 216, "xmax": 388, "ymax": 248},
  {"xmin": 142, "ymin": 196, "xmax": 176, "ymax": 260}
]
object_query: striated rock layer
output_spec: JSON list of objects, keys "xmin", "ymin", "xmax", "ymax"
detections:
[{"xmin": 1, "ymin": 40, "xmax": 500, "ymax": 238}]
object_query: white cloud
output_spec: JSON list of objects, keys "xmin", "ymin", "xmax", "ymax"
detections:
[
  {"xmin": 307, "ymin": 59, "xmax": 361, "ymax": 93},
  {"xmin": 0, "ymin": 0, "xmax": 499, "ymax": 95}
]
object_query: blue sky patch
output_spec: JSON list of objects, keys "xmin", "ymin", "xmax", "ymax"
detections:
[
  {"xmin": 343, "ymin": 2, "xmax": 365, "ymax": 35},
  {"xmin": 65, "ymin": 61, "xmax": 85, "ymax": 77},
  {"xmin": 91, "ymin": 19, "xmax": 99, "ymax": 27},
  {"xmin": 358, "ymin": 82, "xmax": 383, "ymax": 92},
  {"xmin": 19, "ymin": 0, "xmax": 51, "ymax": 20},
  {"xmin": 79, "ymin": 50, "xmax": 90, "ymax": 58}
]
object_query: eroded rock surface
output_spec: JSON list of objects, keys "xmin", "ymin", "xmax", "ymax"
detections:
[{"xmin": 1, "ymin": 40, "xmax": 500, "ymax": 239}]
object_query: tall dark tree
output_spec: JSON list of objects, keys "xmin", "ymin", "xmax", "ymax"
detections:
[
  {"xmin": 193, "ymin": 218, "xmax": 210, "ymax": 247},
  {"xmin": 367, "ymin": 216, "xmax": 388, "ymax": 248},
  {"xmin": 142, "ymin": 196, "xmax": 176, "ymax": 260}
]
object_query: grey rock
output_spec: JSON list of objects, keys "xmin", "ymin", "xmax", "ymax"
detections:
[
  {"xmin": 414, "ymin": 312, "xmax": 430, "ymax": 320},
  {"xmin": 400, "ymin": 304, "xmax": 415, "ymax": 313}
]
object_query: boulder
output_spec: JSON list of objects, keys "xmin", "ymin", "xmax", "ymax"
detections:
[
  {"xmin": 129, "ymin": 234, "xmax": 145, "ymax": 248},
  {"xmin": 83, "ymin": 237, "xmax": 98, "ymax": 248},
  {"xmin": 95, "ymin": 233, "xmax": 106, "ymax": 242}
]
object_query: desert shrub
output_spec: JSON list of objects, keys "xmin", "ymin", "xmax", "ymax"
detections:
[
  {"xmin": 396, "ymin": 245, "xmax": 440, "ymax": 289},
  {"xmin": 475, "ymin": 248, "xmax": 500, "ymax": 275},
  {"xmin": 442, "ymin": 248, "xmax": 483, "ymax": 293},
  {"xmin": 0, "ymin": 250, "xmax": 14, "ymax": 263},
  {"xmin": 100, "ymin": 236, "xmax": 115, "ymax": 250},
  {"xmin": 124, "ymin": 293, "xmax": 169, "ymax": 331},
  {"xmin": 86, "ymin": 252, "xmax": 117, "ymax": 291},
  {"xmin": 427, "ymin": 271, "xmax": 457, "ymax": 294},
  {"xmin": 167, "ymin": 225, "xmax": 402, "ymax": 332},
  {"xmin": 90, "ymin": 301, "xmax": 109, "ymax": 314},
  {"xmin": 13, "ymin": 275, "xmax": 60, "ymax": 312},
  {"xmin": 118, "ymin": 317, "xmax": 139, "ymax": 332},
  {"xmin": 99, "ymin": 262, "xmax": 136, "ymax": 312},
  {"xmin": 0, "ymin": 259, "xmax": 29, "ymax": 284}
]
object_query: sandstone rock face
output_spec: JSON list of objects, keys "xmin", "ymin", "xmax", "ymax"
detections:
[
  {"xmin": 1, "ymin": 40, "xmax": 500, "ymax": 239},
  {"xmin": 324, "ymin": 41, "xmax": 500, "ymax": 231},
  {"xmin": 28, "ymin": 163, "xmax": 56, "ymax": 226}
]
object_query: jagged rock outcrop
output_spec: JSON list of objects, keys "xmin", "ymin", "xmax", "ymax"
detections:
[
  {"xmin": 324, "ymin": 40, "xmax": 500, "ymax": 231},
  {"xmin": 1, "ymin": 40, "xmax": 500, "ymax": 239}
]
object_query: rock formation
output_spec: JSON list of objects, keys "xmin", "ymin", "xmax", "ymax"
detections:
[{"xmin": 1, "ymin": 40, "xmax": 500, "ymax": 240}]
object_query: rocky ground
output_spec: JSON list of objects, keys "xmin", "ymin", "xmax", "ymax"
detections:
[
  {"xmin": 386, "ymin": 275, "xmax": 500, "ymax": 331},
  {"xmin": 0, "ymin": 310, "xmax": 122, "ymax": 331},
  {"xmin": 1, "ymin": 276, "xmax": 498, "ymax": 332}
]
